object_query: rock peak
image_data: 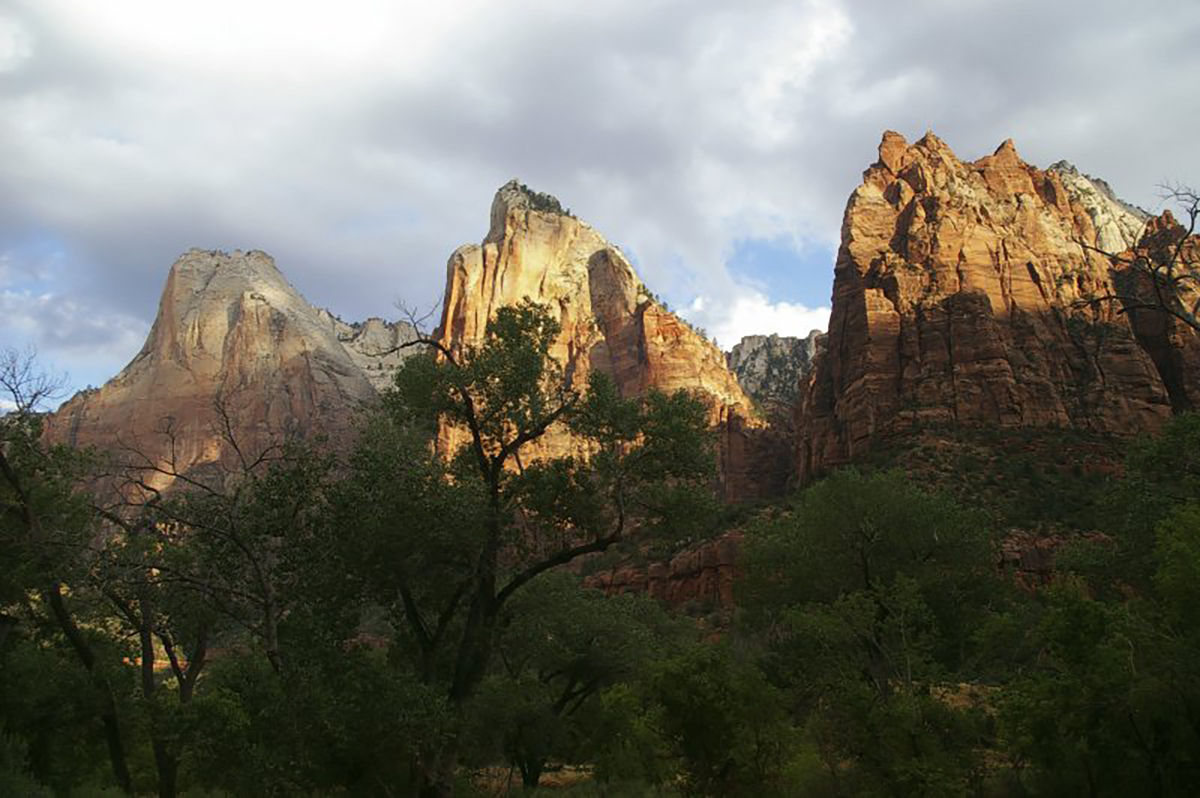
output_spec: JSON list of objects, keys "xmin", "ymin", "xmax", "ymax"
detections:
[
  {"xmin": 797, "ymin": 130, "xmax": 1200, "ymax": 481},
  {"xmin": 488, "ymin": 180, "xmax": 572, "ymax": 242},
  {"xmin": 47, "ymin": 250, "xmax": 416, "ymax": 489},
  {"xmin": 877, "ymin": 130, "xmax": 909, "ymax": 173},
  {"xmin": 440, "ymin": 180, "xmax": 782, "ymax": 498},
  {"xmin": 994, "ymin": 137, "xmax": 1020, "ymax": 158},
  {"xmin": 915, "ymin": 130, "xmax": 949, "ymax": 153}
]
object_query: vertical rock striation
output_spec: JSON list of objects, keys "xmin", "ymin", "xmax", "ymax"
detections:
[
  {"xmin": 49, "ymin": 249, "xmax": 416, "ymax": 490},
  {"xmin": 438, "ymin": 181, "xmax": 749, "ymax": 407},
  {"xmin": 436, "ymin": 180, "xmax": 784, "ymax": 498},
  {"xmin": 797, "ymin": 132, "xmax": 1200, "ymax": 481}
]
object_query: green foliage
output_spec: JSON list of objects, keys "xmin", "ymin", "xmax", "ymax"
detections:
[
  {"xmin": 864, "ymin": 424, "xmax": 1123, "ymax": 533},
  {"xmin": 516, "ymin": 182, "xmax": 573, "ymax": 217},
  {"xmin": 0, "ymin": 726, "xmax": 52, "ymax": 797},
  {"xmin": 1154, "ymin": 501, "xmax": 1200, "ymax": 627},
  {"xmin": 8, "ymin": 326, "xmax": 1200, "ymax": 796},
  {"xmin": 992, "ymin": 415, "xmax": 1200, "ymax": 796},
  {"xmin": 996, "ymin": 574, "xmax": 1200, "ymax": 797},
  {"xmin": 463, "ymin": 574, "xmax": 687, "ymax": 787},
  {"xmin": 395, "ymin": 299, "xmax": 568, "ymax": 450},
  {"xmin": 342, "ymin": 300, "xmax": 716, "ymax": 791},
  {"xmin": 649, "ymin": 644, "xmax": 794, "ymax": 796},
  {"xmin": 589, "ymin": 684, "xmax": 676, "ymax": 789},
  {"xmin": 584, "ymin": 644, "xmax": 794, "ymax": 796},
  {"xmin": 739, "ymin": 470, "xmax": 999, "ymax": 795},
  {"xmin": 186, "ymin": 648, "xmax": 453, "ymax": 795},
  {"xmin": 0, "ymin": 632, "xmax": 112, "ymax": 793},
  {"xmin": 1111, "ymin": 412, "xmax": 1200, "ymax": 581}
]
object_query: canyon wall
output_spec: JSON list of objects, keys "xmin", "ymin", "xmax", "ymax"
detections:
[
  {"xmin": 436, "ymin": 181, "xmax": 787, "ymax": 499},
  {"xmin": 797, "ymin": 131, "xmax": 1200, "ymax": 481},
  {"xmin": 582, "ymin": 532, "xmax": 743, "ymax": 609}
]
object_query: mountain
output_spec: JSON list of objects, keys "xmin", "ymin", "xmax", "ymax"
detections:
[
  {"xmin": 796, "ymin": 131, "xmax": 1200, "ymax": 481},
  {"xmin": 727, "ymin": 331, "xmax": 823, "ymax": 411},
  {"xmin": 436, "ymin": 180, "xmax": 788, "ymax": 498},
  {"xmin": 48, "ymin": 248, "xmax": 416, "ymax": 490}
]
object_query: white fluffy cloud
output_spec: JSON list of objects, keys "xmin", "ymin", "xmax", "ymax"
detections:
[{"xmin": 686, "ymin": 292, "xmax": 829, "ymax": 350}]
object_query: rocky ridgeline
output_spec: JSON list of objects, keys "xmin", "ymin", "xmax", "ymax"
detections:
[
  {"xmin": 46, "ymin": 139, "xmax": 1200, "ymax": 505},
  {"xmin": 437, "ymin": 180, "xmax": 790, "ymax": 499},
  {"xmin": 47, "ymin": 184, "xmax": 793, "ymax": 500},
  {"xmin": 727, "ymin": 331, "xmax": 823, "ymax": 411},
  {"xmin": 322, "ymin": 312, "xmax": 418, "ymax": 392},
  {"xmin": 49, "ymin": 249, "xmax": 417, "ymax": 489},
  {"xmin": 796, "ymin": 131, "xmax": 1200, "ymax": 481}
]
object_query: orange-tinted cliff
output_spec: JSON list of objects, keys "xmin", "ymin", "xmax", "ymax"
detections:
[
  {"xmin": 436, "ymin": 181, "xmax": 785, "ymax": 499},
  {"xmin": 797, "ymin": 132, "xmax": 1200, "ymax": 481}
]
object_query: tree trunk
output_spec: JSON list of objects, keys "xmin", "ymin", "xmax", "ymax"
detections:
[
  {"xmin": 153, "ymin": 742, "xmax": 179, "ymax": 798},
  {"xmin": 46, "ymin": 583, "xmax": 133, "ymax": 794},
  {"xmin": 416, "ymin": 741, "xmax": 458, "ymax": 798},
  {"xmin": 520, "ymin": 756, "xmax": 544, "ymax": 791},
  {"xmin": 138, "ymin": 598, "xmax": 179, "ymax": 798}
]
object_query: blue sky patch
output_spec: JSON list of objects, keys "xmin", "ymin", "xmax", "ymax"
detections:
[{"xmin": 725, "ymin": 237, "xmax": 835, "ymax": 309}]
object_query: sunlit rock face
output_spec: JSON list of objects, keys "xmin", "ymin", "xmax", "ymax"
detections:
[
  {"xmin": 436, "ymin": 180, "xmax": 785, "ymax": 499},
  {"xmin": 48, "ymin": 249, "xmax": 416, "ymax": 490},
  {"xmin": 797, "ymin": 131, "xmax": 1200, "ymax": 481}
]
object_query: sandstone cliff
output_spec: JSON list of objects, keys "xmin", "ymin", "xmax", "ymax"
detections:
[
  {"xmin": 437, "ymin": 181, "xmax": 785, "ymax": 498},
  {"xmin": 49, "ymin": 249, "xmax": 416, "ymax": 490},
  {"xmin": 796, "ymin": 132, "xmax": 1200, "ymax": 481},
  {"xmin": 582, "ymin": 532, "xmax": 743, "ymax": 609}
]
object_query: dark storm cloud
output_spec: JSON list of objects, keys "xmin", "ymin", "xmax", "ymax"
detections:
[{"xmin": 1, "ymin": 0, "xmax": 1198, "ymax": 393}]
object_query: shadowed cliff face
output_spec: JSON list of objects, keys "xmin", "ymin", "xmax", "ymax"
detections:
[
  {"xmin": 727, "ymin": 331, "xmax": 824, "ymax": 411},
  {"xmin": 436, "ymin": 181, "xmax": 785, "ymax": 499},
  {"xmin": 796, "ymin": 132, "xmax": 1200, "ymax": 481},
  {"xmin": 48, "ymin": 249, "xmax": 416, "ymax": 490}
]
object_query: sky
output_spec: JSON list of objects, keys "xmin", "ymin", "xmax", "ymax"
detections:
[{"xmin": 2, "ymin": 0, "xmax": 1198, "ymax": 397}]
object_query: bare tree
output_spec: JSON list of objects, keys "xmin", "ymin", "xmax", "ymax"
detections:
[
  {"xmin": 0, "ymin": 347, "xmax": 134, "ymax": 794},
  {"xmin": 103, "ymin": 392, "xmax": 317, "ymax": 678},
  {"xmin": 1078, "ymin": 185, "xmax": 1200, "ymax": 333},
  {"xmin": 0, "ymin": 345, "xmax": 65, "ymax": 414}
]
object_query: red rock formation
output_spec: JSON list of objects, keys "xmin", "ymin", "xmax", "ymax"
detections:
[
  {"xmin": 436, "ymin": 181, "xmax": 784, "ymax": 499},
  {"xmin": 583, "ymin": 532, "xmax": 743, "ymax": 608},
  {"xmin": 48, "ymin": 249, "xmax": 414, "ymax": 490},
  {"xmin": 797, "ymin": 132, "xmax": 1200, "ymax": 481}
]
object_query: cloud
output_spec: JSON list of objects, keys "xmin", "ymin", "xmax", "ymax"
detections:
[
  {"xmin": 0, "ymin": 287, "xmax": 149, "ymax": 390},
  {"xmin": 0, "ymin": 0, "xmax": 1198, "ymax": 395},
  {"xmin": 0, "ymin": 13, "xmax": 32, "ymax": 72},
  {"xmin": 685, "ymin": 291, "xmax": 829, "ymax": 351}
]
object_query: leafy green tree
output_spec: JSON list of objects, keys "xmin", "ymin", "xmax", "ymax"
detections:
[
  {"xmin": 92, "ymin": 399, "xmax": 350, "ymax": 796},
  {"xmin": 739, "ymin": 469, "xmax": 1000, "ymax": 796},
  {"xmin": 995, "ymin": 419, "xmax": 1200, "ymax": 797},
  {"xmin": 466, "ymin": 572, "xmax": 686, "ymax": 789},
  {"xmin": 997, "ymin": 573, "xmax": 1200, "ymax": 797},
  {"xmin": 648, "ymin": 643, "xmax": 794, "ymax": 796},
  {"xmin": 340, "ymin": 299, "xmax": 715, "ymax": 794}
]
